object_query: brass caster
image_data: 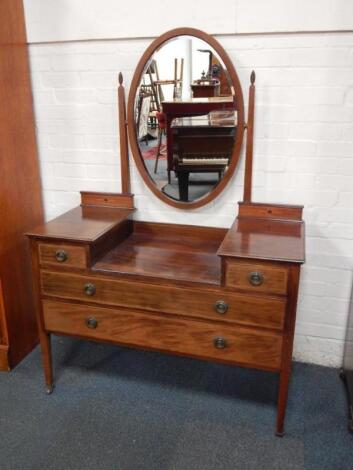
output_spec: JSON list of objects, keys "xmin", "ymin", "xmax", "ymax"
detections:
[{"xmin": 46, "ymin": 385, "xmax": 54, "ymax": 395}]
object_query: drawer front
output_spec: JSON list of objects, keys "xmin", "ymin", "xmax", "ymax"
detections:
[
  {"xmin": 225, "ymin": 260, "xmax": 288, "ymax": 296},
  {"xmin": 41, "ymin": 271, "xmax": 286, "ymax": 330},
  {"xmin": 39, "ymin": 243, "xmax": 87, "ymax": 269},
  {"xmin": 43, "ymin": 300, "xmax": 283, "ymax": 370}
]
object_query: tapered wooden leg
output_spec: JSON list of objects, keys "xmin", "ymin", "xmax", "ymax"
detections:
[
  {"xmin": 39, "ymin": 331, "xmax": 54, "ymax": 394},
  {"xmin": 275, "ymin": 265, "xmax": 300, "ymax": 437},
  {"xmin": 29, "ymin": 239, "xmax": 54, "ymax": 394},
  {"xmin": 276, "ymin": 366, "xmax": 292, "ymax": 437}
]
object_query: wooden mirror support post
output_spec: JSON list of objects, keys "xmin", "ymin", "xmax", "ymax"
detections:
[
  {"xmin": 26, "ymin": 30, "xmax": 304, "ymax": 438},
  {"xmin": 79, "ymin": 73, "xmax": 134, "ymax": 210}
]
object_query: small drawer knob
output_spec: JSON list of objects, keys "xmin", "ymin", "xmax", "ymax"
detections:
[
  {"xmin": 84, "ymin": 283, "xmax": 96, "ymax": 296},
  {"xmin": 55, "ymin": 250, "xmax": 68, "ymax": 262},
  {"xmin": 213, "ymin": 337, "xmax": 227, "ymax": 349},
  {"xmin": 248, "ymin": 271, "xmax": 264, "ymax": 286},
  {"xmin": 85, "ymin": 317, "xmax": 98, "ymax": 329},
  {"xmin": 214, "ymin": 300, "xmax": 228, "ymax": 315}
]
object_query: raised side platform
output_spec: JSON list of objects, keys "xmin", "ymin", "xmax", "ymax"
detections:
[
  {"xmin": 26, "ymin": 205, "xmax": 135, "ymax": 243},
  {"xmin": 218, "ymin": 202, "xmax": 305, "ymax": 263}
]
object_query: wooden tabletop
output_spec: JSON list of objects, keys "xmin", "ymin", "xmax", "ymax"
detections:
[
  {"xmin": 26, "ymin": 206, "xmax": 134, "ymax": 243},
  {"xmin": 94, "ymin": 222, "xmax": 227, "ymax": 286},
  {"xmin": 218, "ymin": 217, "xmax": 305, "ymax": 263}
]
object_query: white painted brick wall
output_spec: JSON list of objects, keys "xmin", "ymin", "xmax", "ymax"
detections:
[{"xmin": 26, "ymin": 24, "xmax": 353, "ymax": 368}]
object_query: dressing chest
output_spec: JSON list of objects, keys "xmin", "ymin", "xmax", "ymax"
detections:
[{"xmin": 27, "ymin": 28, "xmax": 305, "ymax": 436}]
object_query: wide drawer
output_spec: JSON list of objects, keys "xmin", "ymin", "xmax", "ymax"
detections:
[
  {"xmin": 225, "ymin": 259, "xmax": 288, "ymax": 296},
  {"xmin": 43, "ymin": 300, "xmax": 283, "ymax": 370},
  {"xmin": 38, "ymin": 243, "xmax": 87, "ymax": 269},
  {"xmin": 41, "ymin": 271, "xmax": 286, "ymax": 331}
]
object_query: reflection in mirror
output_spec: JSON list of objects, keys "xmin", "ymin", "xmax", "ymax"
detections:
[{"xmin": 134, "ymin": 35, "xmax": 237, "ymax": 203}]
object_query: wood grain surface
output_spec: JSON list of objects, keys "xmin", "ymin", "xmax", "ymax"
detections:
[
  {"xmin": 39, "ymin": 243, "xmax": 87, "ymax": 269},
  {"xmin": 80, "ymin": 192, "xmax": 134, "ymax": 209},
  {"xmin": 225, "ymin": 259, "xmax": 289, "ymax": 296},
  {"xmin": 40, "ymin": 271, "xmax": 286, "ymax": 330},
  {"xmin": 26, "ymin": 206, "xmax": 134, "ymax": 243},
  {"xmin": 0, "ymin": 0, "xmax": 44, "ymax": 369},
  {"xmin": 43, "ymin": 300, "xmax": 282, "ymax": 370},
  {"xmin": 94, "ymin": 221, "xmax": 227, "ymax": 285},
  {"xmin": 218, "ymin": 217, "xmax": 305, "ymax": 263},
  {"xmin": 238, "ymin": 202, "xmax": 303, "ymax": 221}
]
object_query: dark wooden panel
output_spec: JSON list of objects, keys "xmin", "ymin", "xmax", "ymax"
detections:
[
  {"xmin": 133, "ymin": 221, "xmax": 227, "ymax": 243},
  {"xmin": 41, "ymin": 271, "xmax": 286, "ymax": 330},
  {"xmin": 39, "ymin": 243, "xmax": 87, "ymax": 269},
  {"xmin": 43, "ymin": 300, "xmax": 283, "ymax": 370},
  {"xmin": 89, "ymin": 218, "xmax": 133, "ymax": 265},
  {"xmin": 0, "ymin": 0, "xmax": 44, "ymax": 369},
  {"xmin": 225, "ymin": 259, "xmax": 289, "ymax": 296}
]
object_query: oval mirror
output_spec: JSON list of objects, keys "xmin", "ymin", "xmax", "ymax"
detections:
[{"xmin": 127, "ymin": 28, "xmax": 244, "ymax": 209}]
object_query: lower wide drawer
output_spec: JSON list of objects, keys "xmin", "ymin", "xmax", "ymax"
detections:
[
  {"xmin": 41, "ymin": 271, "xmax": 286, "ymax": 331},
  {"xmin": 42, "ymin": 300, "xmax": 283, "ymax": 370}
]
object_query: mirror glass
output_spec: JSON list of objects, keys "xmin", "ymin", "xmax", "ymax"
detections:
[{"xmin": 133, "ymin": 35, "xmax": 239, "ymax": 203}]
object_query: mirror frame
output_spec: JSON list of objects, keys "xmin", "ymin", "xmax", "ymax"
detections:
[{"xmin": 127, "ymin": 27, "xmax": 244, "ymax": 210}]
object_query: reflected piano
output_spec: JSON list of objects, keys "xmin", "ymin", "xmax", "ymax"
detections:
[{"xmin": 171, "ymin": 110, "xmax": 237, "ymax": 201}]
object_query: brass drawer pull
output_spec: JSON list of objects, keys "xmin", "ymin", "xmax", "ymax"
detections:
[
  {"xmin": 248, "ymin": 271, "xmax": 264, "ymax": 286},
  {"xmin": 84, "ymin": 283, "xmax": 96, "ymax": 296},
  {"xmin": 55, "ymin": 250, "xmax": 68, "ymax": 262},
  {"xmin": 214, "ymin": 337, "xmax": 227, "ymax": 349},
  {"xmin": 214, "ymin": 300, "xmax": 228, "ymax": 314},
  {"xmin": 85, "ymin": 317, "xmax": 98, "ymax": 329}
]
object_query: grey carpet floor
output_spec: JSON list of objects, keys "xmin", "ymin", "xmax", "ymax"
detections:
[{"xmin": 0, "ymin": 336, "xmax": 352, "ymax": 470}]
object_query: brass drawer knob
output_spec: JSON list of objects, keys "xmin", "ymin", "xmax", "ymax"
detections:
[
  {"xmin": 84, "ymin": 283, "xmax": 96, "ymax": 296},
  {"xmin": 214, "ymin": 337, "xmax": 227, "ymax": 349},
  {"xmin": 86, "ymin": 317, "xmax": 98, "ymax": 329},
  {"xmin": 248, "ymin": 271, "xmax": 264, "ymax": 286},
  {"xmin": 214, "ymin": 300, "xmax": 228, "ymax": 315},
  {"xmin": 55, "ymin": 250, "xmax": 68, "ymax": 262}
]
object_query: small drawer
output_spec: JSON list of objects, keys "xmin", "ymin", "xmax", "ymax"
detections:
[
  {"xmin": 41, "ymin": 271, "xmax": 286, "ymax": 330},
  {"xmin": 225, "ymin": 260, "xmax": 288, "ymax": 296},
  {"xmin": 42, "ymin": 300, "xmax": 283, "ymax": 370},
  {"xmin": 38, "ymin": 243, "xmax": 87, "ymax": 269}
]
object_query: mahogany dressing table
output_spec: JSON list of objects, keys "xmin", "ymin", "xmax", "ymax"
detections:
[{"xmin": 27, "ymin": 28, "xmax": 304, "ymax": 436}]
